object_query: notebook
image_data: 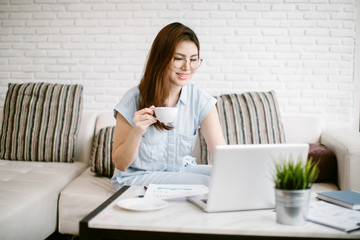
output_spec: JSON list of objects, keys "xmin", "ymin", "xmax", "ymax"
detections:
[
  {"xmin": 316, "ymin": 190, "xmax": 360, "ymax": 210},
  {"xmin": 187, "ymin": 144, "xmax": 309, "ymax": 212}
]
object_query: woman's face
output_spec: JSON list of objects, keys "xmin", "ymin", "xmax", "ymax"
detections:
[{"xmin": 167, "ymin": 40, "xmax": 199, "ymax": 89}]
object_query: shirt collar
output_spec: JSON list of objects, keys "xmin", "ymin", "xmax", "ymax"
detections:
[{"xmin": 178, "ymin": 85, "xmax": 188, "ymax": 105}]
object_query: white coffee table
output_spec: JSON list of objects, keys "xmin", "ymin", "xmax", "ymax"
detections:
[{"xmin": 80, "ymin": 186, "xmax": 360, "ymax": 240}]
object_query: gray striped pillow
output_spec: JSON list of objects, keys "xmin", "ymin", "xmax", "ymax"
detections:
[
  {"xmin": 90, "ymin": 126, "xmax": 115, "ymax": 177},
  {"xmin": 0, "ymin": 82, "xmax": 83, "ymax": 162},
  {"xmin": 199, "ymin": 91, "xmax": 286, "ymax": 164}
]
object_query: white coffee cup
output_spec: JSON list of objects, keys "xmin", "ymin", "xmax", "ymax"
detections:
[{"xmin": 154, "ymin": 107, "xmax": 178, "ymax": 123}]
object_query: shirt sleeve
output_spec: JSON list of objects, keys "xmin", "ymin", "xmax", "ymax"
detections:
[{"xmin": 113, "ymin": 87, "xmax": 139, "ymax": 127}]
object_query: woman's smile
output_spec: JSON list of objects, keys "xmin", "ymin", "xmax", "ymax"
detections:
[{"xmin": 176, "ymin": 72, "xmax": 191, "ymax": 80}]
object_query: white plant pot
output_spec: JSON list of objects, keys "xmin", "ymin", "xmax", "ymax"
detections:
[{"xmin": 275, "ymin": 188, "xmax": 311, "ymax": 226}]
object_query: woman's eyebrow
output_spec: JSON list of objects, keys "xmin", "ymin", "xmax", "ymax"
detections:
[{"xmin": 175, "ymin": 53, "xmax": 199, "ymax": 57}]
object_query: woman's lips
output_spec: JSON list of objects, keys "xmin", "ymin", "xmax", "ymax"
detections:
[{"xmin": 176, "ymin": 73, "xmax": 190, "ymax": 80}]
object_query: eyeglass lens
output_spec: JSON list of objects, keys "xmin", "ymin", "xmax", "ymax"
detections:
[{"xmin": 173, "ymin": 58, "xmax": 202, "ymax": 69}]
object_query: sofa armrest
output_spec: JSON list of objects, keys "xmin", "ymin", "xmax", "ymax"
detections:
[{"xmin": 320, "ymin": 129, "xmax": 360, "ymax": 191}]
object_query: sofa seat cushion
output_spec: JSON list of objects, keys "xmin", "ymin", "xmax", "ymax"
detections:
[
  {"xmin": 58, "ymin": 167, "xmax": 115, "ymax": 235},
  {"xmin": 310, "ymin": 182, "xmax": 339, "ymax": 202},
  {"xmin": 0, "ymin": 160, "xmax": 87, "ymax": 240},
  {"xmin": 312, "ymin": 182, "xmax": 338, "ymax": 194}
]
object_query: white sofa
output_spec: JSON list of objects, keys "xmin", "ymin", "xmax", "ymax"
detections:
[
  {"xmin": 0, "ymin": 112, "xmax": 96, "ymax": 240},
  {"xmin": 57, "ymin": 112, "xmax": 360, "ymax": 236},
  {"xmin": 1, "ymin": 110, "xmax": 359, "ymax": 239}
]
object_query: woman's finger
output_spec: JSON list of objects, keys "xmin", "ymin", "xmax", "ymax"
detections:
[
  {"xmin": 142, "ymin": 114, "xmax": 157, "ymax": 122},
  {"xmin": 136, "ymin": 105, "xmax": 155, "ymax": 116},
  {"xmin": 133, "ymin": 109, "xmax": 157, "ymax": 127}
]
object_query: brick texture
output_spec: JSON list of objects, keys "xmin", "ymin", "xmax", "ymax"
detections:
[{"xmin": 0, "ymin": 0, "xmax": 358, "ymax": 129}]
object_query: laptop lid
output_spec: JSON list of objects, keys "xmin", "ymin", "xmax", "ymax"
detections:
[{"xmin": 189, "ymin": 144, "xmax": 309, "ymax": 212}]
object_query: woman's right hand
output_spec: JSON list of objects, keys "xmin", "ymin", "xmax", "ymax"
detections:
[
  {"xmin": 132, "ymin": 105, "xmax": 157, "ymax": 136},
  {"xmin": 112, "ymin": 107, "xmax": 157, "ymax": 171}
]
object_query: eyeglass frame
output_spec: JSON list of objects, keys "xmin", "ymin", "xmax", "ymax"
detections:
[{"xmin": 172, "ymin": 57, "xmax": 203, "ymax": 70}]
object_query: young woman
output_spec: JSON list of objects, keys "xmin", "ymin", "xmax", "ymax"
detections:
[{"xmin": 111, "ymin": 22, "xmax": 226, "ymax": 190}]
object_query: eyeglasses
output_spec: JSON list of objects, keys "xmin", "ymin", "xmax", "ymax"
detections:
[{"xmin": 173, "ymin": 57, "xmax": 203, "ymax": 70}]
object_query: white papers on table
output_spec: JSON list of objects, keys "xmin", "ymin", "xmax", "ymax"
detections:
[
  {"xmin": 307, "ymin": 200, "xmax": 360, "ymax": 232},
  {"xmin": 144, "ymin": 184, "xmax": 208, "ymax": 200}
]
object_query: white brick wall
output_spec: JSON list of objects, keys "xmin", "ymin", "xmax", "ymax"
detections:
[{"xmin": 0, "ymin": 0, "xmax": 359, "ymax": 130}]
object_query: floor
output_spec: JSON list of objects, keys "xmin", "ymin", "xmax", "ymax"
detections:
[{"xmin": 45, "ymin": 231, "xmax": 79, "ymax": 240}]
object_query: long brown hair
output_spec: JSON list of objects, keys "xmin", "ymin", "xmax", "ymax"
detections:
[{"xmin": 138, "ymin": 22, "xmax": 200, "ymax": 130}]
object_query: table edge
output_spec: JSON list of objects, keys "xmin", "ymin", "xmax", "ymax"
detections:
[{"xmin": 79, "ymin": 186, "xmax": 130, "ymax": 239}]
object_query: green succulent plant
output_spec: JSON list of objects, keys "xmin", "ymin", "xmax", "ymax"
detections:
[{"xmin": 273, "ymin": 156, "xmax": 319, "ymax": 190}]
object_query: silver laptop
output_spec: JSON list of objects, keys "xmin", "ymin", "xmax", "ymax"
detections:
[{"xmin": 187, "ymin": 144, "xmax": 309, "ymax": 212}]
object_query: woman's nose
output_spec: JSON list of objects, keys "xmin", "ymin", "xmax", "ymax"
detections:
[{"xmin": 181, "ymin": 60, "xmax": 191, "ymax": 70}]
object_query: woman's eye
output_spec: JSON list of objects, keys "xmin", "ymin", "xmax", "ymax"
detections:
[
  {"xmin": 174, "ymin": 57, "xmax": 184, "ymax": 61},
  {"xmin": 191, "ymin": 58, "xmax": 199, "ymax": 62}
]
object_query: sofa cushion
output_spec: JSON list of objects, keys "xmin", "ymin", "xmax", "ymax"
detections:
[
  {"xmin": 58, "ymin": 167, "xmax": 115, "ymax": 235},
  {"xmin": 308, "ymin": 143, "xmax": 337, "ymax": 184},
  {"xmin": 0, "ymin": 82, "xmax": 83, "ymax": 162},
  {"xmin": 90, "ymin": 126, "xmax": 115, "ymax": 177},
  {"xmin": 0, "ymin": 160, "xmax": 87, "ymax": 240},
  {"xmin": 199, "ymin": 91, "xmax": 285, "ymax": 164}
]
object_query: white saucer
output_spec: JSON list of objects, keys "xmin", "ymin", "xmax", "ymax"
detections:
[{"xmin": 117, "ymin": 198, "xmax": 168, "ymax": 211}]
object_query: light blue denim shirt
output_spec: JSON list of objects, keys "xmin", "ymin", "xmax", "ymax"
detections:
[{"xmin": 111, "ymin": 82, "xmax": 216, "ymax": 185}]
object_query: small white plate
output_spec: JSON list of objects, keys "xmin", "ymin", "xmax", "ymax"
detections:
[{"xmin": 116, "ymin": 198, "xmax": 168, "ymax": 211}]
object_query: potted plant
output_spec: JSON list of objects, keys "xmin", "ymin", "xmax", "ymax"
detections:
[{"xmin": 273, "ymin": 156, "xmax": 319, "ymax": 226}]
